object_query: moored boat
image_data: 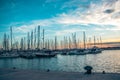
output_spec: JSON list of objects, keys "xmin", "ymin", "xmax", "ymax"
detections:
[
  {"xmin": 0, "ymin": 53, "xmax": 19, "ymax": 58},
  {"xmin": 35, "ymin": 49, "xmax": 56, "ymax": 58},
  {"xmin": 19, "ymin": 52, "xmax": 36, "ymax": 59},
  {"xmin": 89, "ymin": 46, "xmax": 102, "ymax": 54}
]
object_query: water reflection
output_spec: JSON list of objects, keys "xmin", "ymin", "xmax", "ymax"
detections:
[{"xmin": 0, "ymin": 50, "xmax": 120, "ymax": 73}]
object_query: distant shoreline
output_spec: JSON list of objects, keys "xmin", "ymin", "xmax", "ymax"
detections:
[{"xmin": 102, "ymin": 47, "xmax": 120, "ymax": 50}]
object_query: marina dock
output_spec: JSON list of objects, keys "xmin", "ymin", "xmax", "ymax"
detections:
[
  {"xmin": 1, "ymin": 0, "xmax": 120, "ymax": 80},
  {"xmin": 0, "ymin": 68, "xmax": 120, "ymax": 80}
]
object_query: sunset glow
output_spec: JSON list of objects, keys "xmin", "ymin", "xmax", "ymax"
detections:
[{"xmin": 0, "ymin": 0, "xmax": 120, "ymax": 48}]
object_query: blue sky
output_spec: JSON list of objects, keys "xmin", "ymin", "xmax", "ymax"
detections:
[{"xmin": 0, "ymin": 0, "xmax": 120, "ymax": 45}]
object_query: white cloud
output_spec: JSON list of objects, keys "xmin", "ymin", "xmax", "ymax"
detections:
[
  {"xmin": 58, "ymin": 0, "xmax": 120, "ymax": 29},
  {"xmin": 61, "ymin": 0, "xmax": 89, "ymax": 9},
  {"xmin": 12, "ymin": 0, "xmax": 120, "ymax": 39},
  {"xmin": 55, "ymin": 28, "xmax": 83, "ymax": 36}
]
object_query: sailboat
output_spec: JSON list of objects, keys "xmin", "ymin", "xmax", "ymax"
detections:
[
  {"xmin": 88, "ymin": 36, "xmax": 102, "ymax": 54},
  {"xmin": 35, "ymin": 48, "xmax": 56, "ymax": 57},
  {"xmin": 35, "ymin": 27, "xmax": 56, "ymax": 58},
  {"xmin": 0, "ymin": 27, "xmax": 19, "ymax": 58},
  {"xmin": 66, "ymin": 32, "xmax": 88, "ymax": 55}
]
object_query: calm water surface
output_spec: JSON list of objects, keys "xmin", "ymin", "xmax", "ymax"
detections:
[{"xmin": 0, "ymin": 50, "xmax": 120, "ymax": 73}]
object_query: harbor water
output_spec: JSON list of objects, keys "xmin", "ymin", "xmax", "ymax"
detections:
[{"xmin": 0, "ymin": 50, "xmax": 120, "ymax": 73}]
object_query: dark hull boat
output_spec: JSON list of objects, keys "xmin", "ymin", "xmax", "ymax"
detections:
[
  {"xmin": 35, "ymin": 49, "xmax": 56, "ymax": 58},
  {"xmin": 19, "ymin": 52, "xmax": 36, "ymax": 59},
  {"xmin": 0, "ymin": 53, "xmax": 19, "ymax": 59},
  {"xmin": 89, "ymin": 46, "xmax": 102, "ymax": 54},
  {"xmin": 20, "ymin": 54, "xmax": 35, "ymax": 59},
  {"xmin": 35, "ymin": 53, "xmax": 56, "ymax": 58}
]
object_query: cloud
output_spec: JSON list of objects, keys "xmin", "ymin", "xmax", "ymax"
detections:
[
  {"xmin": 14, "ymin": 25, "xmax": 34, "ymax": 33},
  {"xmin": 55, "ymin": 28, "xmax": 83, "ymax": 36},
  {"xmin": 11, "ymin": 0, "xmax": 120, "ymax": 39},
  {"xmin": 104, "ymin": 9, "xmax": 114, "ymax": 14},
  {"xmin": 58, "ymin": 0, "xmax": 120, "ymax": 28},
  {"xmin": 61, "ymin": 0, "xmax": 90, "ymax": 9}
]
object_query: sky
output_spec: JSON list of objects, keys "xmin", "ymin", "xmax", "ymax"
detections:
[{"xmin": 0, "ymin": 0, "xmax": 120, "ymax": 47}]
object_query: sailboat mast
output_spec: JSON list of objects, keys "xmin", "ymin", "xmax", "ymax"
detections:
[
  {"xmin": 83, "ymin": 31, "xmax": 86, "ymax": 49},
  {"xmin": 100, "ymin": 36, "xmax": 102, "ymax": 48},
  {"xmin": 10, "ymin": 26, "xmax": 13, "ymax": 50},
  {"xmin": 34, "ymin": 28, "xmax": 36, "ymax": 49},
  {"xmin": 74, "ymin": 33, "xmax": 77, "ymax": 49},
  {"xmin": 37, "ymin": 25, "xmax": 40, "ymax": 49},
  {"xmin": 55, "ymin": 36, "xmax": 57, "ymax": 50},
  {"xmin": 3, "ymin": 33, "xmax": 7, "ymax": 51},
  {"xmin": 48, "ymin": 40, "xmax": 50, "ymax": 49},
  {"xmin": 64, "ymin": 36, "xmax": 66, "ymax": 49},
  {"xmin": 31, "ymin": 31, "xmax": 33, "ymax": 49},
  {"xmin": 71, "ymin": 33, "xmax": 73, "ymax": 49},
  {"xmin": 97, "ymin": 38, "xmax": 99, "ymax": 47},
  {"xmin": 43, "ymin": 29, "xmax": 45, "ymax": 49},
  {"xmin": 89, "ymin": 37, "xmax": 91, "ymax": 48},
  {"xmin": 23, "ymin": 37, "xmax": 26, "ymax": 50},
  {"xmin": 60, "ymin": 40, "xmax": 63, "ymax": 49},
  {"xmin": 27, "ymin": 32, "xmax": 30, "ymax": 50},
  {"xmin": 94, "ymin": 36, "xmax": 96, "ymax": 47},
  {"xmin": 6, "ymin": 35, "xmax": 9, "ymax": 51},
  {"xmin": 20, "ymin": 38, "xmax": 23, "ymax": 50},
  {"xmin": 69, "ymin": 37, "xmax": 71, "ymax": 49}
]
